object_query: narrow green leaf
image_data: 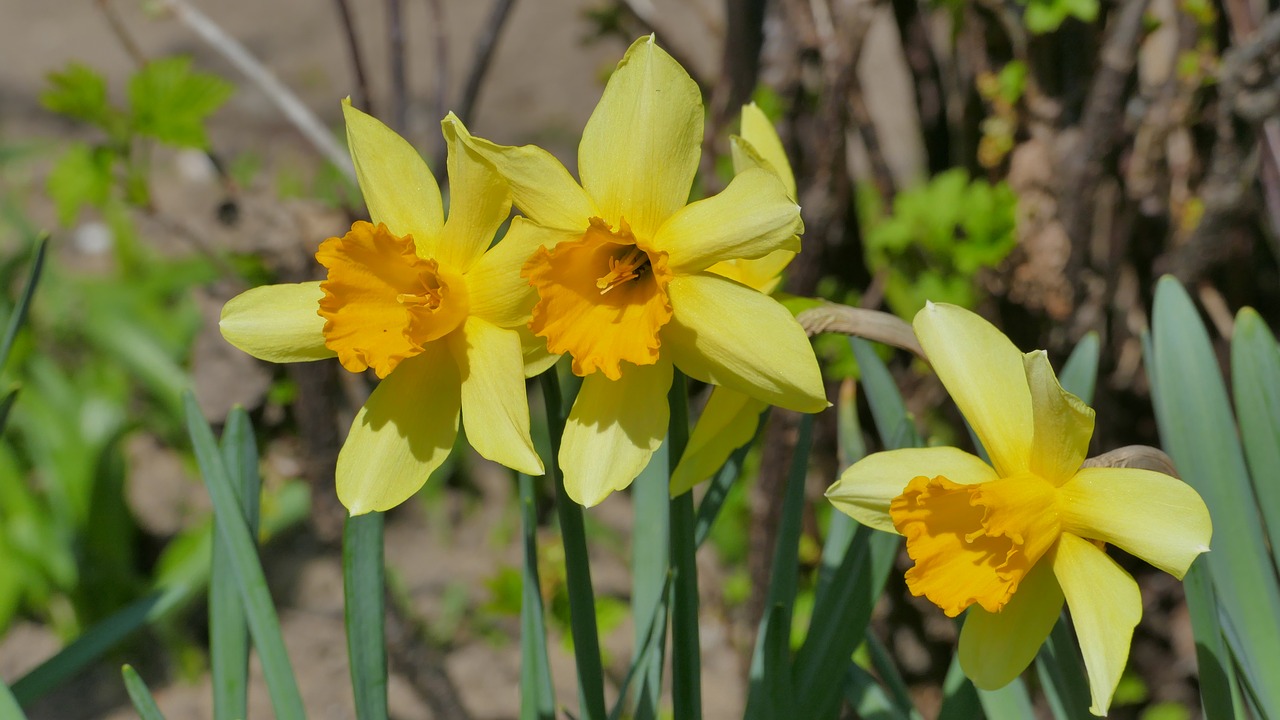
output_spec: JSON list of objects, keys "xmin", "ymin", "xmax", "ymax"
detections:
[
  {"xmin": 866, "ymin": 633, "xmax": 920, "ymax": 720},
  {"xmin": 668, "ymin": 370, "xmax": 701, "ymax": 720},
  {"xmin": 630, "ymin": 442, "xmax": 670, "ymax": 720},
  {"xmin": 1034, "ymin": 617, "xmax": 1092, "ymax": 720},
  {"xmin": 0, "ymin": 679, "xmax": 27, "ymax": 720},
  {"xmin": 210, "ymin": 407, "xmax": 260, "ymax": 720},
  {"xmin": 1230, "ymin": 308, "xmax": 1280, "ymax": 570},
  {"xmin": 0, "ymin": 388, "xmax": 19, "ymax": 435},
  {"xmin": 518, "ymin": 473, "xmax": 556, "ymax": 720},
  {"xmin": 977, "ymin": 677, "xmax": 1035, "ymax": 719},
  {"xmin": 609, "ymin": 573, "xmax": 673, "ymax": 720},
  {"xmin": 843, "ymin": 663, "xmax": 910, "ymax": 720},
  {"xmin": 0, "ymin": 235, "xmax": 48, "ymax": 372},
  {"xmin": 344, "ymin": 512, "xmax": 388, "ymax": 720},
  {"xmin": 121, "ymin": 665, "xmax": 166, "ymax": 720},
  {"xmin": 743, "ymin": 414, "xmax": 812, "ymax": 720},
  {"xmin": 937, "ymin": 655, "xmax": 982, "ymax": 720},
  {"xmin": 538, "ymin": 373, "xmax": 607, "ymax": 720},
  {"xmin": 185, "ymin": 392, "xmax": 305, "ymax": 720},
  {"xmin": 850, "ymin": 339, "xmax": 920, "ymax": 448},
  {"xmin": 693, "ymin": 435, "xmax": 756, "ymax": 549},
  {"xmin": 1181, "ymin": 559, "xmax": 1241, "ymax": 720},
  {"xmin": 1058, "ymin": 331, "xmax": 1100, "ymax": 403},
  {"xmin": 1149, "ymin": 277, "xmax": 1280, "ymax": 718}
]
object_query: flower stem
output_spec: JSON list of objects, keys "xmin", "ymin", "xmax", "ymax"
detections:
[
  {"xmin": 539, "ymin": 372, "xmax": 607, "ymax": 720},
  {"xmin": 667, "ymin": 370, "xmax": 701, "ymax": 720}
]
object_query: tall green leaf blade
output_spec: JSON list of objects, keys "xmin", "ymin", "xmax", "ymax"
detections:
[
  {"xmin": 1057, "ymin": 331, "xmax": 1100, "ymax": 403},
  {"xmin": 977, "ymin": 678, "xmax": 1035, "ymax": 719},
  {"xmin": 344, "ymin": 512, "xmax": 387, "ymax": 720},
  {"xmin": 843, "ymin": 663, "xmax": 910, "ymax": 720},
  {"xmin": 121, "ymin": 665, "xmax": 166, "ymax": 720},
  {"xmin": 518, "ymin": 473, "xmax": 555, "ymax": 720},
  {"xmin": 630, "ymin": 442, "xmax": 669, "ymax": 720},
  {"xmin": 1182, "ymin": 559, "xmax": 1242, "ymax": 719},
  {"xmin": 1230, "ymin": 308, "xmax": 1280, "ymax": 570},
  {"xmin": 1148, "ymin": 277, "xmax": 1280, "ymax": 718},
  {"xmin": 668, "ymin": 370, "xmax": 701, "ymax": 720},
  {"xmin": 693, "ymin": 437, "xmax": 755, "ymax": 549},
  {"xmin": 1034, "ymin": 618, "xmax": 1091, "ymax": 720},
  {"xmin": 865, "ymin": 633, "xmax": 920, "ymax": 720},
  {"xmin": 743, "ymin": 414, "xmax": 812, "ymax": 720},
  {"xmin": 936, "ymin": 655, "xmax": 982, "ymax": 720},
  {"xmin": 0, "ymin": 678, "xmax": 27, "ymax": 720},
  {"xmin": 210, "ymin": 407, "xmax": 259, "ymax": 720},
  {"xmin": 184, "ymin": 392, "xmax": 305, "ymax": 720},
  {"xmin": 0, "ymin": 235, "xmax": 48, "ymax": 372}
]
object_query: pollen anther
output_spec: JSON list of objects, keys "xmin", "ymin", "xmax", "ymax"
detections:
[{"xmin": 597, "ymin": 247, "xmax": 651, "ymax": 295}]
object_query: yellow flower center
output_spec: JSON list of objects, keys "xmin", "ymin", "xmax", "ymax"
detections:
[
  {"xmin": 890, "ymin": 473, "xmax": 1061, "ymax": 617},
  {"xmin": 316, "ymin": 221, "xmax": 468, "ymax": 378},
  {"xmin": 523, "ymin": 217, "xmax": 673, "ymax": 380}
]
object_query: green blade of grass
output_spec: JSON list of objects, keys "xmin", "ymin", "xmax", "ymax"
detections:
[
  {"xmin": 668, "ymin": 370, "xmax": 701, "ymax": 720},
  {"xmin": 539, "ymin": 373, "xmax": 607, "ymax": 720},
  {"xmin": 1149, "ymin": 277, "xmax": 1280, "ymax": 718},
  {"xmin": 1230, "ymin": 308, "xmax": 1280, "ymax": 570},
  {"xmin": 121, "ymin": 665, "xmax": 165, "ymax": 720},
  {"xmin": 184, "ymin": 391, "xmax": 305, "ymax": 720},
  {"xmin": 630, "ymin": 441, "xmax": 670, "ymax": 720},
  {"xmin": 518, "ymin": 472, "xmax": 556, "ymax": 720},
  {"xmin": 0, "ymin": 234, "xmax": 48, "ymax": 372},
  {"xmin": 743, "ymin": 413, "xmax": 812, "ymax": 720},
  {"xmin": 210, "ymin": 407, "xmax": 260, "ymax": 720},
  {"xmin": 344, "ymin": 511, "xmax": 388, "ymax": 720}
]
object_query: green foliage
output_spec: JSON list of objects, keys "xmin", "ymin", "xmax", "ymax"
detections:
[
  {"xmin": 1020, "ymin": 0, "xmax": 1099, "ymax": 34},
  {"xmin": 41, "ymin": 64, "xmax": 118, "ymax": 133},
  {"xmin": 47, "ymin": 145, "xmax": 113, "ymax": 225},
  {"xmin": 859, "ymin": 169, "xmax": 1018, "ymax": 318},
  {"xmin": 128, "ymin": 57, "xmax": 234, "ymax": 149}
]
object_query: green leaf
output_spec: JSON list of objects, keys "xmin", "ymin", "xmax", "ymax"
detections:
[
  {"xmin": 1148, "ymin": 277, "xmax": 1280, "ymax": 718},
  {"xmin": 0, "ymin": 678, "xmax": 27, "ymax": 720},
  {"xmin": 1057, "ymin": 331, "xmax": 1100, "ymax": 403},
  {"xmin": 630, "ymin": 442, "xmax": 669, "ymax": 720},
  {"xmin": 128, "ymin": 57, "xmax": 233, "ymax": 148},
  {"xmin": 41, "ymin": 64, "xmax": 111, "ymax": 127},
  {"xmin": 978, "ymin": 678, "xmax": 1036, "ymax": 719},
  {"xmin": 0, "ymin": 235, "xmax": 48, "ymax": 375},
  {"xmin": 667, "ymin": 371, "xmax": 701, "ymax": 720},
  {"xmin": 1231, "ymin": 308, "xmax": 1280, "ymax": 570},
  {"xmin": 121, "ymin": 665, "xmax": 166, "ymax": 720},
  {"xmin": 344, "ymin": 512, "xmax": 388, "ymax": 720},
  {"xmin": 518, "ymin": 473, "xmax": 556, "ymax": 720},
  {"xmin": 1181, "ymin": 559, "xmax": 1242, "ymax": 719},
  {"xmin": 865, "ymin": 633, "xmax": 921, "ymax": 720},
  {"xmin": 47, "ymin": 144, "xmax": 113, "ymax": 225},
  {"xmin": 843, "ymin": 663, "xmax": 910, "ymax": 720},
  {"xmin": 693, "ymin": 423, "xmax": 760, "ymax": 549},
  {"xmin": 1035, "ymin": 618, "xmax": 1092, "ymax": 720},
  {"xmin": 185, "ymin": 392, "xmax": 305, "ymax": 720},
  {"xmin": 937, "ymin": 655, "xmax": 982, "ymax": 720}
]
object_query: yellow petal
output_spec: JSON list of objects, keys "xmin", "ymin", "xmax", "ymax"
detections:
[
  {"xmin": 337, "ymin": 343, "xmax": 460, "ymax": 514},
  {"xmin": 913, "ymin": 302, "xmax": 1033, "ymax": 477},
  {"xmin": 958, "ymin": 558, "xmax": 1063, "ymax": 689},
  {"xmin": 578, "ymin": 35, "xmax": 702, "ymax": 239},
  {"xmin": 664, "ymin": 273, "xmax": 825, "ymax": 412},
  {"xmin": 1058, "ymin": 467, "xmax": 1211, "ymax": 578},
  {"xmin": 219, "ymin": 282, "xmax": 333, "ymax": 363},
  {"xmin": 706, "ymin": 248, "xmax": 795, "ymax": 295},
  {"xmin": 1025, "ymin": 350, "xmax": 1094, "ymax": 485},
  {"xmin": 449, "ymin": 120, "xmax": 597, "ymax": 232},
  {"xmin": 736, "ymin": 102, "xmax": 795, "ymax": 199},
  {"xmin": 342, "ymin": 99, "xmax": 443, "ymax": 255},
  {"xmin": 670, "ymin": 387, "xmax": 766, "ymax": 496},
  {"xmin": 652, "ymin": 168, "xmax": 802, "ymax": 274},
  {"xmin": 466, "ymin": 218, "xmax": 573, "ymax": 329},
  {"xmin": 437, "ymin": 114, "xmax": 513, "ymax": 273},
  {"xmin": 826, "ymin": 447, "xmax": 998, "ymax": 533},
  {"xmin": 1052, "ymin": 533, "xmax": 1141, "ymax": 717},
  {"xmin": 447, "ymin": 317, "xmax": 543, "ymax": 475},
  {"xmin": 561, "ymin": 357, "xmax": 673, "ymax": 506}
]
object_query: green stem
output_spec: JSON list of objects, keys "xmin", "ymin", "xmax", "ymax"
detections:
[
  {"xmin": 540, "ymin": 372, "xmax": 607, "ymax": 720},
  {"xmin": 344, "ymin": 511, "xmax": 388, "ymax": 720},
  {"xmin": 667, "ymin": 370, "xmax": 701, "ymax": 720}
]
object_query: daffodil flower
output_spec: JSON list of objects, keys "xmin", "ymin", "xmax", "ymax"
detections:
[
  {"xmin": 670, "ymin": 102, "xmax": 799, "ymax": 496},
  {"xmin": 220, "ymin": 100, "xmax": 548, "ymax": 514},
  {"xmin": 456, "ymin": 36, "xmax": 826, "ymax": 506},
  {"xmin": 826, "ymin": 302, "xmax": 1211, "ymax": 716}
]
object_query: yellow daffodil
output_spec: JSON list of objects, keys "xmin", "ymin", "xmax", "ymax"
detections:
[
  {"xmin": 456, "ymin": 36, "xmax": 826, "ymax": 506},
  {"xmin": 220, "ymin": 100, "xmax": 549, "ymax": 514},
  {"xmin": 826, "ymin": 303, "xmax": 1211, "ymax": 716},
  {"xmin": 670, "ymin": 102, "xmax": 799, "ymax": 496}
]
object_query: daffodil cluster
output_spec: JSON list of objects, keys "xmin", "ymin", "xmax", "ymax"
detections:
[
  {"xmin": 826, "ymin": 302, "xmax": 1212, "ymax": 716},
  {"xmin": 220, "ymin": 35, "xmax": 824, "ymax": 512}
]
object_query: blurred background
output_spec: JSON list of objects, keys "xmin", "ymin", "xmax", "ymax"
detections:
[{"xmin": 1, "ymin": 0, "xmax": 1276, "ymax": 717}]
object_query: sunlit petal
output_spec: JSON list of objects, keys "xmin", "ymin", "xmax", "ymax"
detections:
[
  {"xmin": 450, "ymin": 121, "xmax": 597, "ymax": 232},
  {"xmin": 735, "ymin": 102, "xmax": 795, "ymax": 199},
  {"xmin": 1025, "ymin": 351, "xmax": 1094, "ymax": 485},
  {"xmin": 578, "ymin": 35, "xmax": 702, "ymax": 239},
  {"xmin": 914, "ymin": 302, "xmax": 1033, "ymax": 477},
  {"xmin": 517, "ymin": 325, "xmax": 560, "ymax": 378},
  {"xmin": 707, "ymin": 248, "xmax": 795, "ymax": 295},
  {"xmin": 337, "ymin": 344, "xmax": 460, "ymax": 514},
  {"xmin": 670, "ymin": 386, "xmax": 766, "ymax": 497},
  {"xmin": 561, "ymin": 357, "xmax": 673, "ymax": 506},
  {"xmin": 467, "ymin": 218, "xmax": 575, "ymax": 329},
  {"xmin": 958, "ymin": 559, "xmax": 1063, "ymax": 689},
  {"xmin": 436, "ymin": 114, "xmax": 512, "ymax": 273},
  {"xmin": 1058, "ymin": 467, "xmax": 1211, "ymax": 578},
  {"xmin": 447, "ymin": 317, "xmax": 543, "ymax": 475},
  {"xmin": 652, "ymin": 168, "xmax": 801, "ymax": 274},
  {"xmin": 342, "ymin": 99, "xmax": 443, "ymax": 254},
  {"xmin": 826, "ymin": 447, "xmax": 998, "ymax": 533},
  {"xmin": 664, "ymin": 273, "xmax": 825, "ymax": 412},
  {"xmin": 1053, "ymin": 533, "xmax": 1141, "ymax": 716},
  {"xmin": 219, "ymin": 282, "xmax": 333, "ymax": 363}
]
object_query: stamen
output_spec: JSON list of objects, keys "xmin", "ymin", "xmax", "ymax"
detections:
[
  {"xmin": 596, "ymin": 246, "xmax": 650, "ymax": 295},
  {"xmin": 397, "ymin": 275, "xmax": 446, "ymax": 309}
]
